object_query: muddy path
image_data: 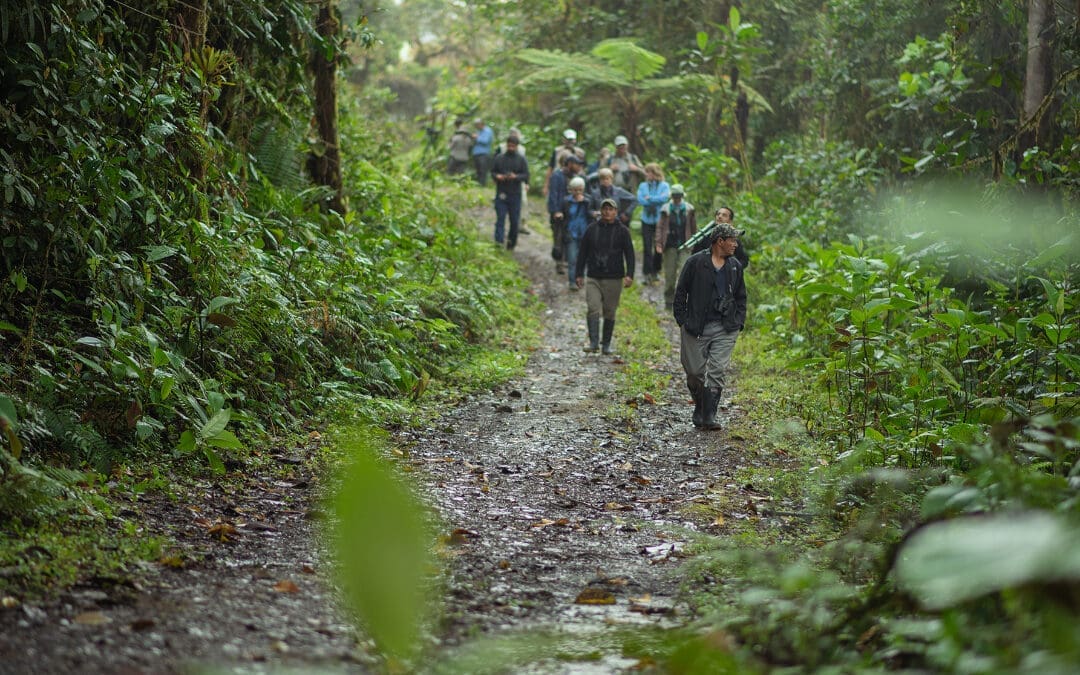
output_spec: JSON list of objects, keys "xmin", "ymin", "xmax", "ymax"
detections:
[
  {"xmin": 0, "ymin": 202, "xmax": 762, "ymax": 674},
  {"xmin": 409, "ymin": 204, "xmax": 757, "ymax": 669}
]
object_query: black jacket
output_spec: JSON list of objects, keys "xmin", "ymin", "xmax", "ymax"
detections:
[
  {"xmin": 490, "ymin": 150, "xmax": 529, "ymax": 192},
  {"xmin": 672, "ymin": 250, "xmax": 747, "ymax": 336},
  {"xmin": 575, "ymin": 219, "xmax": 635, "ymax": 280}
]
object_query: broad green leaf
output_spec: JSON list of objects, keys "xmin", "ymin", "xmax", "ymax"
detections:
[
  {"xmin": 76, "ymin": 336, "xmax": 105, "ymax": 347},
  {"xmin": 203, "ymin": 446, "xmax": 226, "ymax": 474},
  {"xmin": 1056, "ymin": 352, "xmax": 1080, "ymax": 378},
  {"xmin": 160, "ymin": 377, "xmax": 175, "ymax": 401},
  {"xmin": 199, "ymin": 409, "xmax": 230, "ymax": 439},
  {"xmin": 0, "ymin": 321, "xmax": 22, "ymax": 334},
  {"xmin": 206, "ymin": 430, "xmax": 244, "ymax": 450},
  {"xmin": 696, "ymin": 31, "xmax": 708, "ymax": 51},
  {"xmin": 729, "ymin": 6, "xmax": 741, "ymax": 32},
  {"xmin": 896, "ymin": 512, "xmax": 1080, "ymax": 609},
  {"xmin": 177, "ymin": 429, "xmax": 197, "ymax": 454},
  {"xmin": 333, "ymin": 429, "xmax": 432, "ymax": 659}
]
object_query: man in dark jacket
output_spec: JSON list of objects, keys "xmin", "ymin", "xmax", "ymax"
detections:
[
  {"xmin": 490, "ymin": 136, "xmax": 530, "ymax": 249},
  {"xmin": 575, "ymin": 199, "xmax": 636, "ymax": 354},
  {"xmin": 672, "ymin": 223, "xmax": 747, "ymax": 430}
]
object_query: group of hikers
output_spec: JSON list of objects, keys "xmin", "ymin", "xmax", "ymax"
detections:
[{"xmin": 449, "ymin": 121, "xmax": 748, "ymax": 432}]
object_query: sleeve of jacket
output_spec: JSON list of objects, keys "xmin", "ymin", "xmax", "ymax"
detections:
[
  {"xmin": 687, "ymin": 208, "xmax": 697, "ymax": 239},
  {"xmin": 672, "ymin": 256, "xmax": 693, "ymax": 326},
  {"xmin": 731, "ymin": 262, "xmax": 748, "ymax": 330},
  {"xmin": 575, "ymin": 226, "xmax": 592, "ymax": 279},
  {"xmin": 547, "ymin": 172, "xmax": 564, "ymax": 213},
  {"xmin": 621, "ymin": 226, "xmax": 636, "ymax": 279}
]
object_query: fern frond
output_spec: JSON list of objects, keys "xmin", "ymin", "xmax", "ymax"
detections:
[{"xmin": 591, "ymin": 39, "xmax": 666, "ymax": 81}]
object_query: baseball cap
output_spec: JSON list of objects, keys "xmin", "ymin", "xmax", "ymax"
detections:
[
  {"xmin": 600, "ymin": 198, "xmax": 618, "ymax": 209},
  {"xmin": 670, "ymin": 183, "xmax": 685, "ymax": 195},
  {"xmin": 714, "ymin": 224, "xmax": 745, "ymax": 239},
  {"xmin": 613, "ymin": 135, "xmax": 628, "ymax": 146},
  {"xmin": 563, "ymin": 129, "xmax": 577, "ymax": 140}
]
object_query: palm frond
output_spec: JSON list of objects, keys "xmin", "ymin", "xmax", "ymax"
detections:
[
  {"xmin": 590, "ymin": 39, "xmax": 665, "ymax": 81},
  {"xmin": 514, "ymin": 49, "xmax": 627, "ymax": 89}
]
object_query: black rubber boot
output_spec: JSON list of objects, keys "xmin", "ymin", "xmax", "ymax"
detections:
[
  {"xmin": 600, "ymin": 319, "xmax": 615, "ymax": 355},
  {"xmin": 701, "ymin": 387, "xmax": 723, "ymax": 430},
  {"xmin": 691, "ymin": 385, "xmax": 704, "ymax": 427},
  {"xmin": 584, "ymin": 316, "xmax": 600, "ymax": 353}
]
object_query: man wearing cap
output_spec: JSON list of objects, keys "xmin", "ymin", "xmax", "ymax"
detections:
[
  {"xmin": 543, "ymin": 129, "xmax": 585, "ymax": 197},
  {"xmin": 576, "ymin": 198, "xmax": 635, "ymax": 355},
  {"xmin": 490, "ymin": 135, "xmax": 530, "ymax": 250},
  {"xmin": 604, "ymin": 135, "xmax": 645, "ymax": 193},
  {"xmin": 672, "ymin": 223, "xmax": 747, "ymax": 430},
  {"xmin": 654, "ymin": 184, "xmax": 697, "ymax": 309},
  {"xmin": 471, "ymin": 118, "xmax": 494, "ymax": 185},
  {"xmin": 546, "ymin": 152, "xmax": 584, "ymax": 274}
]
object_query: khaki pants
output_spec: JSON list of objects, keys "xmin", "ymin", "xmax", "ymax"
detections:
[
  {"xmin": 585, "ymin": 277, "xmax": 624, "ymax": 321},
  {"xmin": 680, "ymin": 322, "xmax": 739, "ymax": 392},
  {"xmin": 661, "ymin": 247, "xmax": 688, "ymax": 306}
]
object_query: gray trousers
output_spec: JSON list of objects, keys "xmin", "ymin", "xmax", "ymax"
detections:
[
  {"xmin": 585, "ymin": 277, "xmax": 624, "ymax": 321},
  {"xmin": 680, "ymin": 321, "xmax": 739, "ymax": 392}
]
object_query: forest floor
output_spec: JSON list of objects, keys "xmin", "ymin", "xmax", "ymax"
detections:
[{"xmin": 0, "ymin": 201, "xmax": 786, "ymax": 674}]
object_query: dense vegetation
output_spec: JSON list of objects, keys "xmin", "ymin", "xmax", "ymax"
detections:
[{"xmin": 2, "ymin": 0, "xmax": 1079, "ymax": 671}]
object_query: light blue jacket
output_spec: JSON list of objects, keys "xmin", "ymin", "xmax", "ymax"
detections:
[
  {"xmin": 472, "ymin": 126, "xmax": 493, "ymax": 156},
  {"xmin": 637, "ymin": 180, "xmax": 670, "ymax": 225}
]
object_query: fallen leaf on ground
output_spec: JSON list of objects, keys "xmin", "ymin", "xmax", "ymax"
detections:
[
  {"xmin": 74, "ymin": 611, "xmax": 111, "ymax": 626},
  {"xmin": 206, "ymin": 520, "xmax": 238, "ymax": 542},
  {"xmin": 273, "ymin": 580, "xmax": 300, "ymax": 593},
  {"xmin": 574, "ymin": 587, "xmax": 616, "ymax": 605}
]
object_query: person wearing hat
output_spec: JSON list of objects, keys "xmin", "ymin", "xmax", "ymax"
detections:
[
  {"xmin": 672, "ymin": 222, "xmax": 747, "ymax": 430},
  {"xmin": 546, "ymin": 152, "xmax": 585, "ymax": 274},
  {"xmin": 471, "ymin": 118, "xmax": 494, "ymax": 185},
  {"xmin": 543, "ymin": 128, "xmax": 585, "ymax": 197},
  {"xmin": 604, "ymin": 134, "xmax": 645, "ymax": 193},
  {"xmin": 576, "ymin": 198, "xmax": 635, "ymax": 354},
  {"xmin": 692, "ymin": 206, "xmax": 750, "ymax": 270},
  {"xmin": 490, "ymin": 135, "xmax": 530, "ymax": 250},
  {"xmin": 654, "ymin": 184, "xmax": 697, "ymax": 309}
]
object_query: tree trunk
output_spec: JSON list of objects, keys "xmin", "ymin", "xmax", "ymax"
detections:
[
  {"xmin": 311, "ymin": 0, "xmax": 346, "ymax": 215},
  {"xmin": 1019, "ymin": 0, "xmax": 1055, "ymax": 155},
  {"xmin": 173, "ymin": 0, "xmax": 209, "ymax": 183}
]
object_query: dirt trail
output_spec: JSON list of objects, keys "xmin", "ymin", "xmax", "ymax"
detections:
[
  {"xmin": 0, "ymin": 202, "xmax": 755, "ymax": 674},
  {"xmin": 408, "ymin": 205, "xmax": 752, "ymax": 669}
]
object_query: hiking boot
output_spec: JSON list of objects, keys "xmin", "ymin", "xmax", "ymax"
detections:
[{"xmin": 700, "ymin": 387, "xmax": 723, "ymax": 430}]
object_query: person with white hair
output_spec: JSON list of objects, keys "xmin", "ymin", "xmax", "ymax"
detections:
[{"xmin": 562, "ymin": 176, "xmax": 591, "ymax": 291}]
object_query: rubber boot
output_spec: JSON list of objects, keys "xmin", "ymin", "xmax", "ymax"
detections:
[
  {"xmin": 701, "ymin": 387, "xmax": 723, "ymax": 430},
  {"xmin": 690, "ymin": 385, "xmax": 704, "ymax": 428},
  {"xmin": 600, "ymin": 319, "xmax": 615, "ymax": 355},
  {"xmin": 584, "ymin": 316, "xmax": 600, "ymax": 353}
]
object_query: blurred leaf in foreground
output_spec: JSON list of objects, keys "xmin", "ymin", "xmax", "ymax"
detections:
[
  {"xmin": 332, "ymin": 428, "xmax": 433, "ymax": 660},
  {"xmin": 895, "ymin": 511, "xmax": 1080, "ymax": 610}
]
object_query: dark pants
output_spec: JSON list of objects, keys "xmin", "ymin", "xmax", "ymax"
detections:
[
  {"xmin": 641, "ymin": 222, "xmax": 660, "ymax": 276},
  {"xmin": 549, "ymin": 213, "xmax": 566, "ymax": 264},
  {"xmin": 473, "ymin": 154, "xmax": 491, "ymax": 185},
  {"xmin": 494, "ymin": 188, "xmax": 523, "ymax": 248}
]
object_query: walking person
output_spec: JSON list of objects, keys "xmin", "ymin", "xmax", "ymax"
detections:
[
  {"xmin": 588, "ymin": 168, "xmax": 636, "ymax": 226},
  {"xmin": 636, "ymin": 163, "xmax": 670, "ymax": 284},
  {"xmin": 446, "ymin": 118, "xmax": 473, "ymax": 175},
  {"xmin": 490, "ymin": 135, "xmax": 529, "ymax": 249},
  {"xmin": 543, "ymin": 128, "xmax": 585, "ymax": 197},
  {"xmin": 547, "ymin": 154, "xmax": 584, "ymax": 274},
  {"xmin": 692, "ymin": 206, "xmax": 750, "ymax": 270},
  {"xmin": 575, "ymin": 198, "xmax": 635, "ymax": 355},
  {"xmin": 471, "ymin": 118, "xmax": 494, "ymax": 185},
  {"xmin": 562, "ymin": 176, "xmax": 591, "ymax": 291},
  {"xmin": 672, "ymin": 224, "xmax": 747, "ymax": 430},
  {"xmin": 605, "ymin": 135, "xmax": 645, "ymax": 193},
  {"xmin": 654, "ymin": 184, "xmax": 697, "ymax": 310}
]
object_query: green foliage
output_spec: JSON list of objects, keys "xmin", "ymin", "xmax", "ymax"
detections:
[{"xmin": 330, "ymin": 426, "xmax": 433, "ymax": 660}]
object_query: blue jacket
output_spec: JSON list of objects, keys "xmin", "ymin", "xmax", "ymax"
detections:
[
  {"xmin": 637, "ymin": 180, "xmax": 671, "ymax": 225},
  {"xmin": 472, "ymin": 126, "xmax": 493, "ymax": 156},
  {"xmin": 547, "ymin": 169, "xmax": 572, "ymax": 214},
  {"xmin": 562, "ymin": 197, "xmax": 591, "ymax": 240}
]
